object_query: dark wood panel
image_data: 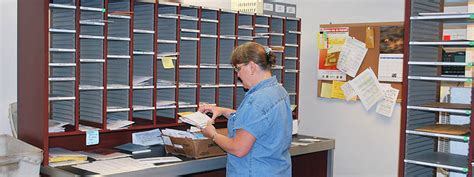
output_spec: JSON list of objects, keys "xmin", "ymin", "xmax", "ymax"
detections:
[{"xmin": 186, "ymin": 150, "xmax": 329, "ymax": 177}]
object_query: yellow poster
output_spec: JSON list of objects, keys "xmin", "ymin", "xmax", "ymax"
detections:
[
  {"xmin": 162, "ymin": 56, "xmax": 175, "ymax": 69},
  {"xmin": 331, "ymin": 80, "xmax": 357, "ymax": 101},
  {"xmin": 320, "ymin": 82, "xmax": 333, "ymax": 98}
]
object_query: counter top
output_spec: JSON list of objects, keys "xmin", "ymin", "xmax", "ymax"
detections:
[{"xmin": 41, "ymin": 135, "xmax": 335, "ymax": 177}]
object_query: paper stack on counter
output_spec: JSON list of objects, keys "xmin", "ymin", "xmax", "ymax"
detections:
[
  {"xmin": 49, "ymin": 147, "xmax": 89, "ymax": 167},
  {"xmin": 178, "ymin": 111, "xmax": 211, "ymax": 128}
]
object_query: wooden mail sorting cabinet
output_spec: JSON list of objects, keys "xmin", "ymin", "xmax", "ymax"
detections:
[{"xmin": 18, "ymin": 0, "xmax": 301, "ymax": 166}]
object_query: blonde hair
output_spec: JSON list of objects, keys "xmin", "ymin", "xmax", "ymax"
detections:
[{"xmin": 230, "ymin": 42, "xmax": 276, "ymax": 71}]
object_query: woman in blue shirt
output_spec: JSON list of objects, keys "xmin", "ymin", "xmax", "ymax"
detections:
[{"xmin": 200, "ymin": 42, "xmax": 293, "ymax": 177}]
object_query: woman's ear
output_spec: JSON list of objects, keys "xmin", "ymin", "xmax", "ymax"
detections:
[{"xmin": 249, "ymin": 61, "xmax": 257, "ymax": 75}]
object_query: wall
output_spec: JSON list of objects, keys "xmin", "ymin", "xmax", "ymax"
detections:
[
  {"xmin": 0, "ymin": 0, "xmax": 16, "ymax": 136},
  {"xmin": 296, "ymin": 0, "xmax": 404, "ymax": 177},
  {"xmin": 3, "ymin": 0, "xmax": 405, "ymax": 176}
]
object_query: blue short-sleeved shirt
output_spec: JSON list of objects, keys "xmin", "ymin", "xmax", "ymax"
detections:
[{"xmin": 227, "ymin": 76, "xmax": 293, "ymax": 177}]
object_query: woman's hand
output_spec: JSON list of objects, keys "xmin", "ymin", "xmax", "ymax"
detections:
[
  {"xmin": 201, "ymin": 121, "xmax": 217, "ymax": 139},
  {"xmin": 198, "ymin": 104, "xmax": 221, "ymax": 121},
  {"xmin": 198, "ymin": 104, "xmax": 236, "ymax": 121}
]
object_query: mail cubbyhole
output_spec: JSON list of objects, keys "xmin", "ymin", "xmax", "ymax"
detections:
[
  {"xmin": 107, "ymin": 59, "xmax": 130, "ymax": 86},
  {"xmin": 156, "ymin": 88, "xmax": 176, "ymax": 109},
  {"xmin": 134, "ymin": 33, "xmax": 153, "ymax": 52},
  {"xmin": 50, "ymin": 52, "xmax": 76, "ymax": 64},
  {"xmin": 273, "ymin": 69, "xmax": 282, "ymax": 83},
  {"xmin": 156, "ymin": 109, "xmax": 176, "ymax": 124},
  {"xmin": 134, "ymin": 2, "xmax": 154, "ymax": 31},
  {"xmin": 108, "ymin": 40, "xmax": 130, "ymax": 56},
  {"xmin": 80, "ymin": 63, "xmax": 103, "ymax": 87},
  {"xmin": 157, "ymin": 59, "xmax": 176, "ymax": 87},
  {"xmin": 157, "ymin": 19, "xmax": 177, "ymax": 41},
  {"xmin": 51, "ymin": 0, "xmax": 75, "ymax": 5},
  {"xmin": 80, "ymin": 0, "xmax": 103, "ymax": 8},
  {"xmin": 274, "ymin": 52, "xmax": 283, "ymax": 67},
  {"xmin": 107, "ymin": 89, "xmax": 130, "ymax": 112},
  {"xmin": 285, "ymin": 46, "xmax": 297, "ymax": 58},
  {"xmin": 80, "ymin": 38, "xmax": 103, "ymax": 59},
  {"xmin": 219, "ymin": 69, "xmax": 234, "ymax": 85},
  {"xmin": 50, "ymin": 33, "xmax": 76, "ymax": 49},
  {"xmin": 158, "ymin": 4, "xmax": 177, "ymax": 14},
  {"xmin": 108, "ymin": 0, "xmax": 130, "ymax": 15},
  {"xmin": 49, "ymin": 65, "xmax": 76, "ymax": 78},
  {"xmin": 179, "ymin": 68, "xmax": 197, "ymax": 85},
  {"xmin": 200, "ymin": 38, "xmax": 217, "ymax": 65},
  {"xmin": 219, "ymin": 39, "xmax": 235, "ymax": 65},
  {"xmin": 179, "ymin": 40, "xmax": 198, "ymax": 66},
  {"xmin": 284, "ymin": 72, "xmax": 297, "ymax": 94},
  {"xmin": 50, "ymin": 80, "xmax": 75, "ymax": 98},
  {"xmin": 256, "ymin": 16, "xmax": 269, "ymax": 26},
  {"xmin": 132, "ymin": 89, "xmax": 154, "ymax": 122},
  {"xmin": 285, "ymin": 33, "xmax": 297, "ymax": 45},
  {"xmin": 79, "ymin": 90, "xmax": 104, "ymax": 125},
  {"xmin": 286, "ymin": 19, "xmax": 298, "ymax": 31},
  {"xmin": 236, "ymin": 87, "xmax": 246, "ymax": 107},
  {"xmin": 179, "ymin": 88, "xmax": 197, "ymax": 108},
  {"xmin": 49, "ymin": 100, "xmax": 76, "ymax": 126},
  {"xmin": 50, "ymin": 7, "xmax": 76, "ymax": 30},
  {"xmin": 285, "ymin": 59, "xmax": 297, "ymax": 70},
  {"xmin": 220, "ymin": 12, "xmax": 236, "ymax": 36},
  {"xmin": 271, "ymin": 36, "xmax": 283, "ymax": 46},
  {"xmin": 200, "ymin": 69, "xmax": 216, "ymax": 86},
  {"xmin": 199, "ymin": 88, "xmax": 216, "ymax": 105},
  {"xmin": 157, "ymin": 43, "xmax": 177, "ymax": 56},
  {"xmin": 271, "ymin": 18, "xmax": 283, "ymax": 33},
  {"xmin": 218, "ymin": 87, "xmax": 234, "ymax": 108},
  {"xmin": 108, "ymin": 17, "xmax": 130, "ymax": 38},
  {"xmin": 133, "ymin": 55, "xmax": 154, "ymax": 86}
]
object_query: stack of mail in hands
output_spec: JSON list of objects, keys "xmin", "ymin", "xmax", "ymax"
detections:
[{"xmin": 178, "ymin": 111, "xmax": 211, "ymax": 128}]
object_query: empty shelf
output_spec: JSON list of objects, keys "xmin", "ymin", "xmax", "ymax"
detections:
[
  {"xmin": 201, "ymin": 18, "xmax": 218, "ymax": 23},
  {"xmin": 285, "ymin": 43, "xmax": 299, "ymax": 47},
  {"xmin": 408, "ymin": 76, "xmax": 471, "ymax": 82},
  {"xmin": 107, "ymin": 55, "xmax": 131, "ymax": 59},
  {"xmin": 219, "ymin": 84, "xmax": 235, "ymax": 88},
  {"xmin": 107, "ymin": 14, "xmax": 131, "ymax": 19},
  {"xmin": 49, "ymin": 28, "xmax": 76, "ymax": 33},
  {"xmin": 50, "ymin": 48, "xmax": 76, "ymax": 52},
  {"xmin": 49, "ymin": 63, "xmax": 76, "ymax": 67},
  {"xmin": 404, "ymin": 152, "xmax": 468, "ymax": 172},
  {"xmin": 407, "ymin": 102, "xmax": 471, "ymax": 115},
  {"xmin": 106, "ymin": 106, "xmax": 130, "ymax": 112},
  {"xmin": 133, "ymin": 105, "xmax": 155, "ymax": 111},
  {"xmin": 107, "ymin": 36, "xmax": 131, "ymax": 41},
  {"xmin": 80, "ymin": 59, "xmax": 105, "ymax": 63},
  {"xmin": 255, "ymin": 24, "xmax": 269, "ymax": 28},
  {"xmin": 200, "ymin": 34, "xmax": 218, "ymax": 38},
  {"xmin": 285, "ymin": 57, "xmax": 298, "ymax": 60},
  {"xmin": 49, "ymin": 96, "xmax": 76, "ymax": 101},
  {"xmin": 133, "ymin": 29, "xmax": 154, "ymax": 34},
  {"xmin": 285, "ymin": 69, "xmax": 299, "ymax": 73},
  {"xmin": 408, "ymin": 61, "xmax": 470, "ymax": 66},
  {"xmin": 410, "ymin": 41, "xmax": 474, "ymax": 46},
  {"xmin": 406, "ymin": 130, "xmax": 468, "ymax": 141},
  {"xmin": 49, "ymin": 3, "xmax": 76, "ymax": 9},
  {"xmin": 287, "ymin": 31, "xmax": 301, "ymax": 34},
  {"xmin": 157, "ymin": 39, "xmax": 178, "ymax": 44},
  {"xmin": 80, "ymin": 35, "xmax": 105, "ymax": 40},
  {"xmin": 49, "ymin": 77, "xmax": 75, "ymax": 81},
  {"xmin": 79, "ymin": 85, "xmax": 104, "ymax": 90},
  {"xmin": 80, "ymin": 6, "xmax": 104, "ymax": 12},
  {"xmin": 133, "ymin": 51, "xmax": 154, "ymax": 55},
  {"xmin": 107, "ymin": 84, "xmax": 130, "ymax": 90}
]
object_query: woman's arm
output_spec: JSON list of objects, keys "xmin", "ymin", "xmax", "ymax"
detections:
[
  {"xmin": 198, "ymin": 105, "xmax": 236, "ymax": 120},
  {"xmin": 202, "ymin": 123, "xmax": 256, "ymax": 158}
]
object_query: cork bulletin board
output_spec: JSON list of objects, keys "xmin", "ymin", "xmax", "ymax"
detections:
[{"xmin": 317, "ymin": 22, "xmax": 404, "ymax": 102}]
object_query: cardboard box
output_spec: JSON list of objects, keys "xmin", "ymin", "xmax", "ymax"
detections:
[{"xmin": 164, "ymin": 129, "xmax": 227, "ymax": 159}]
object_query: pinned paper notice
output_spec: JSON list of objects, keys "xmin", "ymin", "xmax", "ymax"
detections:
[
  {"xmin": 337, "ymin": 37, "xmax": 368, "ymax": 77},
  {"xmin": 365, "ymin": 27, "xmax": 375, "ymax": 48},
  {"xmin": 349, "ymin": 68, "xmax": 384, "ymax": 110},
  {"xmin": 330, "ymin": 81, "xmax": 347, "ymax": 100},
  {"xmin": 320, "ymin": 82, "xmax": 333, "ymax": 98},
  {"xmin": 340, "ymin": 81, "xmax": 357, "ymax": 101},
  {"xmin": 162, "ymin": 56, "xmax": 174, "ymax": 69},
  {"xmin": 86, "ymin": 130, "xmax": 99, "ymax": 146},
  {"xmin": 376, "ymin": 84, "xmax": 399, "ymax": 117}
]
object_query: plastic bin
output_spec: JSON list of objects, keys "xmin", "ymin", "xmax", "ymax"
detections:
[{"xmin": 0, "ymin": 135, "xmax": 43, "ymax": 177}]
